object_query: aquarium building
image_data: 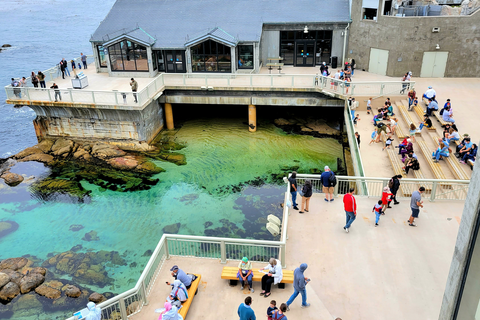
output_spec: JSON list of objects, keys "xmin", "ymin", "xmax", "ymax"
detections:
[{"xmin": 89, "ymin": 0, "xmax": 351, "ymax": 76}]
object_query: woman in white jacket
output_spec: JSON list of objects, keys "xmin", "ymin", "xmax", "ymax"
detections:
[{"xmin": 259, "ymin": 258, "xmax": 283, "ymax": 298}]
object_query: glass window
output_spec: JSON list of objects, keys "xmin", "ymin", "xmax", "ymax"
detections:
[
  {"xmin": 238, "ymin": 45, "xmax": 253, "ymax": 69},
  {"xmin": 280, "ymin": 41, "xmax": 295, "ymax": 65},
  {"xmin": 154, "ymin": 50, "xmax": 165, "ymax": 72},
  {"xmin": 107, "ymin": 39, "xmax": 149, "ymax": 72},
  {"xmin": 97, "ymin": 45, "xmax": 107, "ymax": 68},
  {"xmin": 315, "ymin": 31, "xmax": 332, "ymax": 65},
  {"xmin": 190, "ymin": 39, "xmax": 231, "ymax": 72}
]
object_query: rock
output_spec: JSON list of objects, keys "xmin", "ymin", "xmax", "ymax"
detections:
[
  {"xmin": 21, "ymin": 153, "xmax": 55, "ymax": 164},
  {"xmin": 129, "ymin": 262, "xmax": 137, "ymax": 268},
  {"xmin": 89, "ymin": 292, "xmax": 107, "ymax": 304},
  {"xmin": 37, "ymin": 139, "xmax": 54, "ymax": 153},
  {"xmin": 127, "ymin": 301, "xmax": 141, "ymax": 315},
  {"xmin": 155, "ymin": 153, "xmax": 186, "ymax": 166},
  {"xmin": 82, "ymin": 230, "xmax": 99, "ymax": 241},
  {"xmin": 71, "ymin": 244, "xmax": 83, "ymax": 252},
  {"xmin": 69, "ymin": 224, "xmax": 84, "ymax": 232},
  {"xmin": 0, "ymin": 273, "xmax": 9, "ymax": 288},
  {"xmin": 35, "ymin": 284, "xmax": 61, "ymax": 299},
  {"xmin": 14, "ymin": 146, "xmax": 43, "ymax": 159},
  {"xmin": 91, "ymin": 143, "xmax": 126, "ymax": 159},
  {"xmin": 0, "ymin": 257, "xmax": 28, "ymax": 271},
  {"xmin": 31, "ymin": 178, "xmax": 90, "ymax": 200},
  {"xmin": 274, "ymin": 118, "xmax": 292, "ymax": 126},
  {"xmin": 107, "ymin": 156, "xmax": 138, "ymax": 170},
  {"xmin": 19, "ymin": 272, "xmax": 45, "ymax": 293},
  {"xmin": 51, "ymin": 139, "xmax": 74, "ymax": 156},
  {"xmin": 43, "ymin": 280, "xmax": 64, "ymax": 290},
  {"xmin": 30, "ymin": 267, "xmax": 47, "ymax": 276},
  {"xmin": 136, "ymin": 160, "xmax": 166, "ymax": 172},
  {"xmin": 11, "ymin": 293, "xmax": 42, "ymax": 311},
  {"xmin": 1, "ymin": 270, "xmax": 24, "ymax": 286},
  {"xmin": 162, "ymin": 223, "xmax": 181, "ymax": 234},
  {"xmin": 0, "ymin": 221, "xmax": 19, "ymax": 239},
  {"xmin": 1, "ymin": 44, "xmax": 12, "ymax": 48},
  {"xmin": 142, "ymin": 250, "xmax": 152, "ymax": 257},
  {"xmin": 73, "ymin": 148, "xmax": 89, "ymax": 160},
  {"xmin": 74, "ymin": 267, "xmax": 108, "ymax": 285},
  {"xmin": 1, "ymin": 172, "xmax": 24, "ymax": 186},
  {"xmin": 0, "ymin": 282, "xmax": 20, "ymax": 302},
  {"xmin": 109, "ymin": 311, "xmax": 122, "ymax": 320},
  {"xmin": 63, "ymin": 284, "xmax": 81, "ymax": 298}
]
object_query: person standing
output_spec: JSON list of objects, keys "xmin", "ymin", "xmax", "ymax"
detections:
[
  {"xmin": 288, "ymin": 172, "xmax": 299, "ymax": 210},
  {"xmin": 59, "ymin": 60, "xmax": 66, "ymax": 79},
  {"xmin": 367, "ymin": 97, "xmax": 372, "ymax": 114},
  {"xmin": 81, "ymin": 53, "xmax": 88, "ymax": 69},
  {"xmin": 299, "ymin": 180, "xmax": 312, "ymax": 214},
  {"xmin": 408, "ymin": 187, "xmax": 425, "ymax": 227},
  {"xmin": 343, "ymin": 188, "xmax": 357, "ymax": 233},
  {"xmin": 238, "ymin": 296, "xmax": 256, "ymax": 320},
  {"xmin": 50, "ymin": 83, "xmax": 61, "ymax": 102},
  {"xmin": 37, "ymin": 71, "xmax": 46, "ymax": 88},
  {"xmin": 285, "ymin": 263, "xmax": 310, "ymax": 310},
  {"xmin": 351, "ymin": 58, "xmax": 356, "ymax": 76},
  {"xmin": 62, "ymin": 58, "xmax": 70, "ymax": 77},
  {"xmin": 321, "ymin": 166, "xmax": 336, "ymax": 202},
  {"xmin": 130, "ymin": 78, "xmax": 138, "ymax": 103},
  {"xmin": 238, "ymin": 257, "xmax": 254, "ymax": 293},
  {"xmin": 350, "ymin": 97, "xmax": 358, "ymax": 120},
  {"xmin": 11, "ymin": 78, "xmax": 20, "ymax": 98},
  {"xmin": 355, "ymin": 132, "xmax": 361, "ymax": 148},
  {"xmin": 31, "ymin": 72, "xmax": 39, "ymax": 88},
  {"xmin": 272, "ymin": 304, "xmax": 288, "ymax": 320},
  {"xmin": 389, "ymin": 175, "xmax": 402, "ymax": 205}
]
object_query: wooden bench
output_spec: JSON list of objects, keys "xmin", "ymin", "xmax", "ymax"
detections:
[
  {"xmin": 432, "ymin": 136, "xmax": 470, "ymax": 180},
  {"xmin": 433, "ymin": 111, "xmax": 449, "ymax": 127},
  {"xmin": 412, "ymin": 104, "xmax": 436, "ymax": 131},
  {"xmin": 221, "ymin": 266, "xmax": 293, "ymax": 289},
  {"xmin": 417, "ymin": 140, "xmax": 447, "ymax": 180},
  {"xmin": 179, "ymin": 274, "xmax": 201, "ymax": 320},
  {"xmin": 267, "ymin": 57, "xmax": 284, "ymax": 74}
]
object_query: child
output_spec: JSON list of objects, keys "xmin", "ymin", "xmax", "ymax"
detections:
[
  {"xmin": 409, "ymin": 123, "xmax": 417, "ymax": 142},
  {"xmin": 353, "ymin": 114, "xmax": 360, "ymax": 126},
  {"xmin": 369, "ymin": 128, "xmax": 378, "ymax": 145},
  {"xmin": 381, "ymin": 186, "xmax": 393, "ymax": 213},
  {"xmin": 355, "ymin": 132, "xmax": 361, "ymax": 148},
  {"xmin": 372, "ymin": 200, "xmax": 383, "ymax": 226},
  {"xmin": 267, "ymin": 300, "xmax": 278, "ymax": 320},
  {"xmin": 367, "ymin": 97, "xmax": 372, "ymax": 114},
  {"xmin": 382, "ymin": 135, "xmax": 394, "ymax": 151}
]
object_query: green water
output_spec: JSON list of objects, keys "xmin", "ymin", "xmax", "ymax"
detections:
[{"xmin": 0, "ymin": 116, "xmax": 343, "ymax": 319}]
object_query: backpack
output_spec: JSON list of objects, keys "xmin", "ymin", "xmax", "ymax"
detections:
[
  {"xmin": 411, "ymin": 159, "xmax": 420, "ymax": 170},
  {"xmin": 439, "ymin": 108, "xmax": 445, "ymax": 115},
  {"xmin": 328, "ymin": 172, "xmax": 337, "ymax": 187},
  {"xmin": 388, "ymin": 179, "xmax": 394, "ymax": 189},
  {"xmin": 272, "ymin": 311, "xmax": 285, "ymax": 320}
]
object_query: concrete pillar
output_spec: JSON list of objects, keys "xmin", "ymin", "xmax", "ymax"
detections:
[
  {"xmin": 164, "ymin": 103, "xmax": 174, "ymax": 130},
  {"xmin": 248, "ymin": 104, "xmax": 256, "ymax": 132}
]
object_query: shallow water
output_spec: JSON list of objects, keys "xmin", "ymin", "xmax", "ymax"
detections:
[{"xmin": 0, "ymin": 2, "xmax": 344, "ymax": 318}]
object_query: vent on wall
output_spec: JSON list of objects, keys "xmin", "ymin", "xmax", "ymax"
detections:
[{"xmin": 432, "ymin": 27, "xmax": 440, "ymax": 33}]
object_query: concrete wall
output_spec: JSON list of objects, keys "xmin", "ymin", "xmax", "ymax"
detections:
[
  {"xmin": 260, "ymin": 31, "xmax": 280, "ymax": 66},
  {"xmin": 29, "ymin": 99, "xmax": 164, "ymax": 143},
  {"xmin": 440, "ymin": 157, "xmax": 480, "ymax": 319},
  {"xmin": 348, "ymin": 0, "xmax": 480, "ymax": 77},
  {"xmin": 332, "ymin": 29, "xmax": 346, "ymax": 67}
]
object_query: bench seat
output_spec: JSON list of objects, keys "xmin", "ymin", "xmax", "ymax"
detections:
[
  {"xmin": 432, "ymin": 136, "xmax": 469, "ymax": 180},
  {"xmin": 417, "ymin": 141, "xmax": 448, "ymax": 181},
  {"xmin": 412, "ymin": 105, "xmax": 436, "ymax": 131},
  {"xmin": 221, "ymin": 266, "xmax": 293, "ymax": 289},
  {"xmin": 433, "ymin": 111, "xmax": 449, "ymax": 127},
  {"xmin": 178, "ymin": 274, "xmax": 201, "ymax": 320}
]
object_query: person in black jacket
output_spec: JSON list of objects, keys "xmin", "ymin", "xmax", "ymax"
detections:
[
  {"xmin": 389, "ymin": 175, "xmax": 402, "ymax": 205},
  {"xmin": 59, "ymin": 60, "xmax": 66, "ymax": 79},
  {"xmin": 299, "ymin": 180, "xmax": 313, "ymax": 214}
]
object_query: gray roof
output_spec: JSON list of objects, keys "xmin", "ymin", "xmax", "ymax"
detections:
[
  {"xmin": 185, "ymin": 27, "xmax": 238, "ymax": 47},
  {"xmin": 91, "ymin": 0, "xmax": 350, "ymax": 49}
]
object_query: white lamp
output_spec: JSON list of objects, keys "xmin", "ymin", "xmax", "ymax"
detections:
[{"xmin": 304, "ymin": 26, "xmax": 308, "ymax": 33}]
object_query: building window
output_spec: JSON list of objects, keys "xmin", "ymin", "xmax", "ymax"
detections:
[
  {"xmin": 97, "ymin": 45, "xmax": 107, "ymax": 68},
  {"xmin": 315, "ymin": 31, "xmax": 332, "ymax": 65},
  {"xmin": 107, "ymin": 39, "xmax": 149, "ymax": 72},
  {"xmin": 154, "ymin": 50, "xmax": 165, "ymax": 72},
  {"xmin": 280, "ymin": 31, "xmax": 332, "ymax": 66},
  {"xmin": 191, "ymin": 40, "xmax": 231, "ymax": 72},
  {"xmin": 238, "ymin": 45, "xmax": 254, "ymax": 69},
  {"xmin": 362, "ymin": 0, "xmax": 378, "ymax": 20}
]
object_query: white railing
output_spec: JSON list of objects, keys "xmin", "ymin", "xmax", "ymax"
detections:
[{"xmin": 6, "ymin": 71, "xmax": 415, "ymax": 108}]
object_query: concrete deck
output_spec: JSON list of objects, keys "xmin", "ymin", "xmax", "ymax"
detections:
[{"xmin": 130, "ymin": 193, "xmax": 463, "ymax": 320}]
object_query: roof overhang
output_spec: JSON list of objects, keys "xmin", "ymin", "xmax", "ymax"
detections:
[{"xmin": 185, "ymin": 27, "xmax": 238, "ymax": 47}]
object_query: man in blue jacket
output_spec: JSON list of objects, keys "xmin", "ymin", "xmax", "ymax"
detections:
[
  {"xmin": 320, "ymin": 166, "xmax": 335, "ymax": 202},
  {"xmin": 285, "ymin": 263, "xmax": 310, "ymax": 310},
  {"xmin": 238, "ymin": 296, "xmax": 256, "ymax": 320}
]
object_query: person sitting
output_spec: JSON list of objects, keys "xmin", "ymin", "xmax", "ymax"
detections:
[
  {"xmin": 418, "ymin": 114, "xmax": 432, "ymax": 131},
  {"xmin": 408, "ymin": 88, "xmax": 416, "ymax": 109},
  {"xmin": 426, "ymin": 98, "xmax": 438, "ymax": 116},
  {"xmin": 442, "ymin": 106, "xmax": 455, "ymax": 123},
  {"xmin": 167, "ymin": 265, "xmax": 194, "ymax": 289},
  {"xmin": 460, "ymin": 144, "xmax": 477, "ymax": 165},
  {"xmin": 158, "ymin": 302, "xmax": 183, "ymax": 320},
  {"xmin": 238, "ymin": 257, "xmax": 254, "ymax": 293},
  {"xmin": 444, "ymin": 127, "xmax": 460, "ymax": 145},
  {"xmin": 403, "ymin": 153, "xmax": 419, "ymax": 174},
  {"xmin": 455, "ymin": 134, "xmax": 470, "ymax": 153},
  {"xmin": 386, "ymin": 104, "xmax": 394, "ymax": 117},
  {"xmin": 387, "ymin": 117, "xmax": 397, "ymax": 134},
  {"xmin": 433, "ymin": 141, "xmax": 450, "ymax": 163},
  {"xmin": 457, "ymin": 137, "xmax": 473, "ymax": 159},
  {"xmin": 397, "ymin": 137, "xmax": 409, "ymax": 154},
  {"xmin": 400, "ymin": 139, "xmax": 413, "ymax": 159},
  {"xmin": 259, "ymin": 258, "xmax": 283, "ymax": 298},
  {"xmin": 423, "ymin": 86, "xmax": 436, "ymax": 101},
  {"xmin": 168, "ymin": 280, "xmax": 188, "ymax": 308}
]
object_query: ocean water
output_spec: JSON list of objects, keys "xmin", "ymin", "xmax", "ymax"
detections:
[{"xmin": 0, "ymin": 1, "xmax": 344, "ymax": 319}]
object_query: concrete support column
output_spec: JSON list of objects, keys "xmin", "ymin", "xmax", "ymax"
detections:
[
  {"xmin": 248, "ymin": 104, "xmax": 256, "ymax": 132},
  {"xmin": 164, "ymin": 103, "xmax": 174, "ymax": 130}
]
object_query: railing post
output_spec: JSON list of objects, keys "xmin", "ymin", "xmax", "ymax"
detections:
[
  {"xmin": 380, "ymin": 84, "xmax": 385, "ymax": 96},
  {"xmin": 291, "ymin": 76, "xmax": 294, "ymax": 87},
  {"xmin": 113, "ymin": 90, "xmax": 119, "ymax": 105},
  {"xmin": 250, "ymin": 75, "xmax": 253, "ymax": 87},
  {"xmin": 280, "ymin": 244, "xmax": 286, "ymax": 268},
  {"xmin": 25, "ymin": 88, "xmax": 31, "ymax": 100},
  {"xmin": 334, "ymin": 183, "xmax": 339, "ymax": 197},
  {"xmin": 165, "ymin": 238, "xmax": 170, "ymax": 260},
  {"xmin": 220, "ymin": 240, "xmax": 226, "ymax": 263},
  {"xmin": 351, "ymin": 84, "xmax": 355, "ymax": 96},
  {"xmin": 271, "ymin": 75, "xmax": 273, "ymax": 87},
  {"xmin": 183, "ymin": 74, "xmax": 186, "ymax": 85},
  {"xmin": 228, "ymin": 77, "xmax": 230, "ymax": 86},
  {"xmin": 430, "ymin": 181, "xmax": 438, "ymax": 202},
  {"xmin": 47, "ymin": 89, "xmax": 52, "ymax": 101},
  {"xmin": 119, "ymin": 298, "xmax": 128, "ymax": 320},
  {"xmin": 68, "ymin": 88, "xmax": 73, "ymax": 102},
  {"xmin": 91, "ymin": 91, "xmax": 96, "ymax": 104},
  {"xmin": 141, "ymin": 281, "xmax": 149, "ymax": 305},
  {"xmin": 205, "ymin": 74, "xmax": 208, "ymax": 87}
]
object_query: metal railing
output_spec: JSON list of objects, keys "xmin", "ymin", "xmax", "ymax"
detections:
[
  {"xmin": 294, "ymin": 174, "xmax": 470, "ymax": 201},
  {"xmin": 65, "ymin": 233, "xmax": 286, "ymax": 320},
  {"xmin": 344, "ymin": 101, "xmax": 366, "ymax": 178},
  {"xmin": 6, "ymin": 70, "xmax": 416, "ymax": 108}
]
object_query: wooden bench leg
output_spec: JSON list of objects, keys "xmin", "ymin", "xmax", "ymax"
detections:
[
  {"xmin": 278, "ymin": 283, "xmax": 286, "ymax": 289},
  {"xmin": 229, "ymin": 279, "xmax": 238, "ymax": 286}
]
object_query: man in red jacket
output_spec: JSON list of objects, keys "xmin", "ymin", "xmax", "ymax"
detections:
[{"xmin": 343, "ymin": 188, "xmax": 357, "ymax": 233}]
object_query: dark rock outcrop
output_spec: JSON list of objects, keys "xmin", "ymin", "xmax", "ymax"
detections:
[
  {"xmin": 89, "ymin": 292, "xmax": 107, "ymax": 304},
  {"xmin": 19, "ymin": 273, "xmax": 45, "ymax": 293},
  {"xmin": 0, "ymin": 282, "xmax": 20, "ymax": 302},
  {"xmin": 0, "ymin": 172, "xmax": 24, "ymax": 186}
]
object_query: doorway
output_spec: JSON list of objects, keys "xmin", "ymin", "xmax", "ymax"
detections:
[
  {"xmin": 295, "ymin": 41, "xmax": 315, "ymax": 66},
  {"xmin": 420, "ymin": 52, "xmax": 448, "ymax": 78},
  {"xmin": 368, "ymin": 48, "xmax": 389, "ymax": 76},
  {"xmin": 165, "ymin": 50, "xmax": 186, "ymax": 73}
]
